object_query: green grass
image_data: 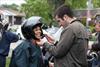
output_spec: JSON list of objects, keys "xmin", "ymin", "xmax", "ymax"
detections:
[{"xmin": 6, "ymin": 57, "xmax": 11, "ymax": 67}]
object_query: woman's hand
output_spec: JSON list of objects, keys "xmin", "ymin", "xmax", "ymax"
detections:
[{"xmin": 44, "ymin": 34, "xmax": 55, "ymax": 44}]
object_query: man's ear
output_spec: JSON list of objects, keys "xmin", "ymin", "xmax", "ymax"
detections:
[{"xmin": 63, "ymin": 15, "xmax": 68, "ymax": 21}]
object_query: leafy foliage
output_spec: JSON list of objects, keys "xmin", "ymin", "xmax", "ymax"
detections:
[
  {"xmin": 93, "ymin": 0, "xmax": 100, "ymax": 8},
  {"xmin": 1, "ymin": 4, "xmax": 19, "ymax": 10},
  {"xmin": 21, "ymin": 0, "xmax": 52, "ymax": 24},
  {"xmin": 2, "ymin": 0, "xmax": 99, "ymax": 26},
  {"xmin": 65, "ymin": 0, "xmax": 87, "ymax": 9}
]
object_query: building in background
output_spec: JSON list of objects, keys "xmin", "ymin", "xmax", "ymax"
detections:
[{"xmin": 0, "ymin": 7, "xmax": 25, "ymax": 25}]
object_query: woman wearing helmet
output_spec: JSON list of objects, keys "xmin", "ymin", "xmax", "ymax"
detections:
[{"xmin": 9, "ymin": 16, "xmax": 45, "ymax": 67}]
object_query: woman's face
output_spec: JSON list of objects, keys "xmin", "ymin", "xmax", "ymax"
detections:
[
  {"xmin": 95, "ymin": 23, "xmax": 100, "ymax": 32},
  {"xmin": 33, "ymin": 26, "xmax": 42, "ymax": 40}
]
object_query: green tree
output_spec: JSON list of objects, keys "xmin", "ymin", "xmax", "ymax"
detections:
[
  {"xmin": 47, "ymin": 0, "xmax": 65, "ymax": 10},
  {"xmin": 20, "ymin": 0, "xmax": 100, "ymax": 26},
  {"xmin": 1, "ymin": 4, "xmax": 19, "ymax": 10},
  {"xmin": 21, "ymin": 0, "xmax": 52, "ymax": 24},
  {"xmin": 93, "ymin": 0, "xmax": 100, "ymax": 8},
  {"xmin": 65, "ymin": 0, "xmax": 87, "ymax": 9},
  {"xmin": 65, "ymin": 0, "xmax": 100, "ymax": 9}
]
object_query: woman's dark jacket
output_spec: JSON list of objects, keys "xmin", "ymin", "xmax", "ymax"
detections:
[{"xmin": 9, "ymin": 40, "xmax": 44, "ymax": 67}]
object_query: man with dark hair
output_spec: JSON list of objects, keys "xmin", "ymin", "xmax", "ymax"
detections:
[
  {"xmin": 39, "ymin": 5, "xmax": 89, "ymax": 67},
  {"xmin": 54, "ymin": 5, "xmax": 74, "ymax": 19}
]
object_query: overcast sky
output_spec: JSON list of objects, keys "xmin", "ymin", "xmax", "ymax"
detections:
[{"xmin": 0, "ymin": 0, "xmax": 26, "ymax": 5}]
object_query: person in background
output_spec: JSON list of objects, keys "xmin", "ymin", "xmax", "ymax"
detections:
[
  {"xmin": 38, "ymin": 4, "xmax": 89, "ymax": 67},
  {"xmin": 0, "ymin": 20, "xmax": 19, "ymax": 67},
  {"xmin": 90, "ymin": 13, "xmax": 100, "ymax": 67},
  {"xmin": 9, "ymin": 16, "xmax": 49, "ymax": 67},
  {"xmin": 92, "ymin": 14, "xmax": 100, "ymax": 51}
]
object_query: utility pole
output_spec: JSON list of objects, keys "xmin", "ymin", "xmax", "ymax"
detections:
[
  {"xmin": 86, "ymin": 0, "xmax": 93, "ymax": 29},
  {"xmin": 0, "ymin": 0, "xmax": 1, "ymax": 6}
]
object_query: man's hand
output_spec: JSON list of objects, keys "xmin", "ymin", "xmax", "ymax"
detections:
[
  {"xmin": 49, "ymin": 62, "xmax": 54, "ymax": 67},
  {"xmin": 88, "ymin": 41, "xmax": 94, "ymax": 49}
]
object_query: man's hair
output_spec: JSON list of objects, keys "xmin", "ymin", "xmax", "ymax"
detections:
[{"xmin": 54, "ymin": 4, "xmax": 74, "ymax": 19}]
